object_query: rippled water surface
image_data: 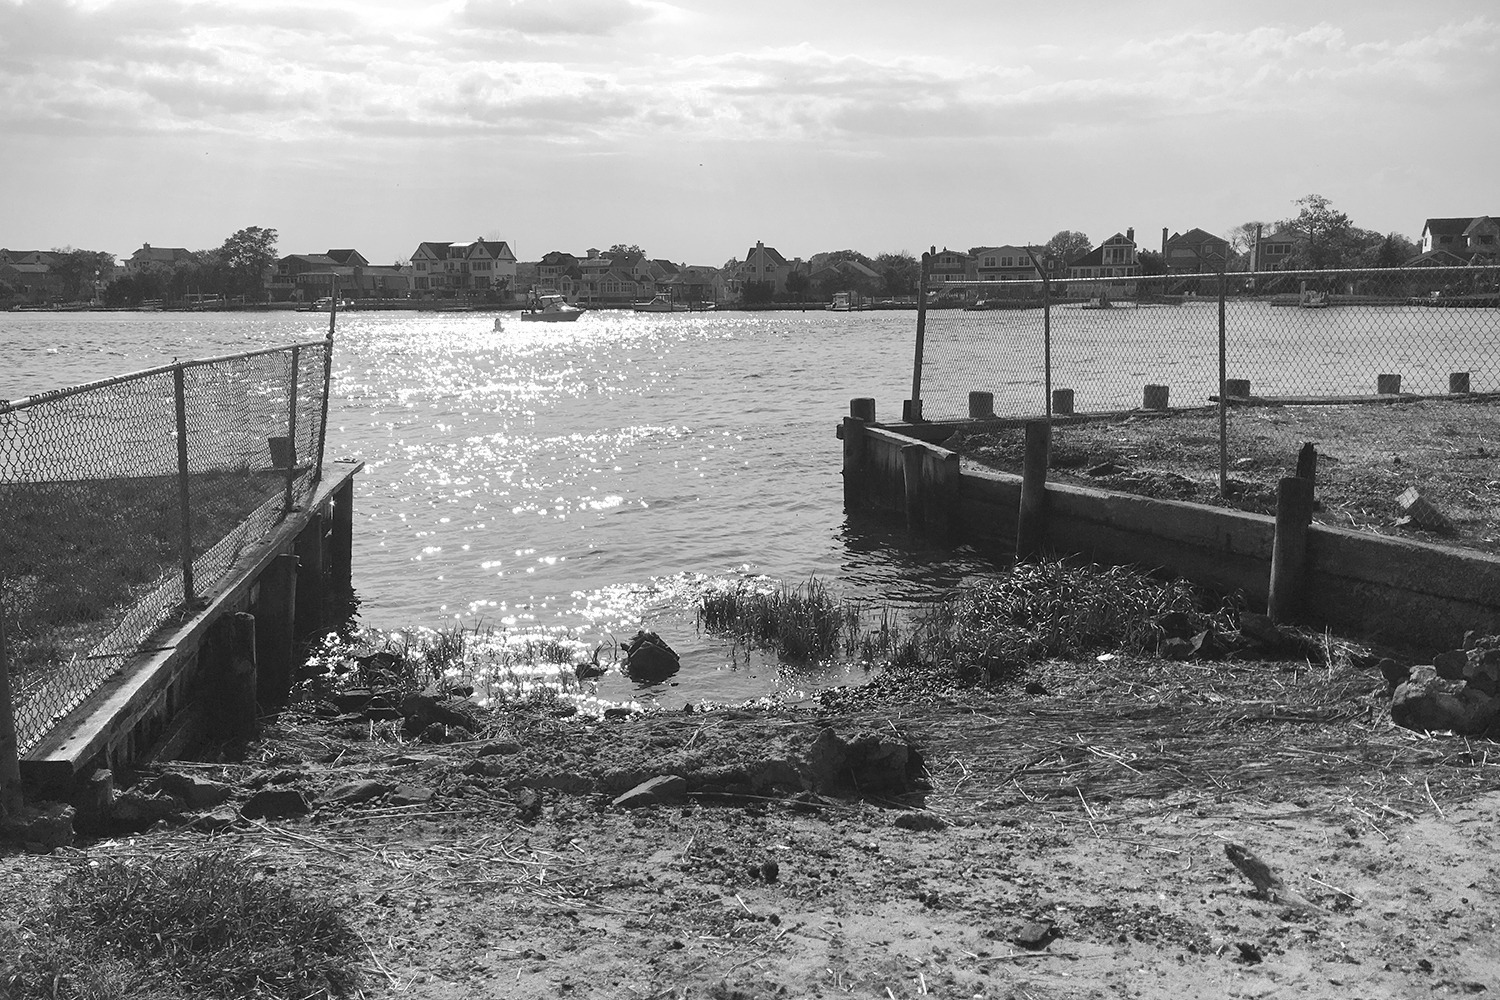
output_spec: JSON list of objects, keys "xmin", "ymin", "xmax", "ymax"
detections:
[{"xmin": 3, "ymin": 309, "xmax": 1000, "ymax": 707}]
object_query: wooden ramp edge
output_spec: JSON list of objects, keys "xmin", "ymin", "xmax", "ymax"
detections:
[{"xmin": 20, "ymin": 461, "xmax": 363, "ymax": 790}]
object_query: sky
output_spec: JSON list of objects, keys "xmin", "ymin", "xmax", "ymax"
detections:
[{"xmin": 2, "ymin": 0, "xmax": 1497, "ymax": 267}]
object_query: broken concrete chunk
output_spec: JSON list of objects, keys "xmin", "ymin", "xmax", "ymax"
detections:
[{"xmin": 240, "ymin": 788, "xmax": 311, "ymax": 820}]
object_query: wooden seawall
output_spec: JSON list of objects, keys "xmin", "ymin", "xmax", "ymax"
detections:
[
  {"xmin": 841, "ymin": 413, "xmax": 1500, "ymax": 651},
  {"xmin": 21, "ymin": 461, "xmax": 363, "ymax": 792}
]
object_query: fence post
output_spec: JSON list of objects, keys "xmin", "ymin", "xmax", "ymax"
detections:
[
  {"xmin": 908, "ymin": 251, "xmax": 930, "ymax": 421},
  {"xmin": 1268, "ymin": 475, "xmax": 1315, "ymax": 623},
  {"xmin": 0, "ymin": 589, "xmax": 23, "ymax": 820},
  {"xmin": 313, "ymin": 277, "xmax": 338, "ymax": 491},
  {"xmin": 174, "ymin": 366, "xmax": 195, "ymax": 605},
  {"xmin": 282, "ymin": 344, "xmax": 300, "ymax": 517},
  {"xmin": 1218, "ymin": 269, "xmax": 1229, "ymax": 498},
  {"xmin": 1043, "ymin": 271, "xmax": 1053, "ymax": 420}
]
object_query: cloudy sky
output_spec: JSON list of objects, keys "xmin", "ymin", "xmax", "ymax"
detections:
[{"xmin": 2, "ymin": 0, "xmax": 1496, "ymax": 266}]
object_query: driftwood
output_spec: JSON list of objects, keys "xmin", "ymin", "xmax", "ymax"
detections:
[{"xmin": 1223, "ymin": 842, "xmax": 1324, "ymax": 915}]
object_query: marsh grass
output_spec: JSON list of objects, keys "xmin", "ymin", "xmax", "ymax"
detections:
[
  {"xmin": 0, "ymin": 851, "xmax": 360, "ymax": 1000},
  {"xmin": 697, "ymin": 576, "xmax": 862, "ymax": 662}
]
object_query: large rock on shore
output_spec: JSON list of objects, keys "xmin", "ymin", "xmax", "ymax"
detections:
[{"xmin": 1391, "ymin": 665, "xmax": 1500, "ymax": 736}]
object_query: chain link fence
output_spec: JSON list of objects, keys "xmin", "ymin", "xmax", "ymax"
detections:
[
  {"xmin": 1, "ymin": 341, "xmax": 331, "ymax": 755},
  {"xmin": 915, "ymin": 263, "xmax": 1500, "ymax": 542}
]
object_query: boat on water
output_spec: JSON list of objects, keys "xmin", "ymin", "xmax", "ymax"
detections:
[
  {"xmin": 520, "ymin": 293, "xmax": 585, "ymax": 322},
  {"xmin": 300, "ymin": 297, "xmax": 352, "ymax": 312},
  {"xmin": 633, "ymin": 293, "xmax": 690, "ymax": 313},
  {"xmin": 826, "ymin": 291, "xmax": 868, "ymax": 311}
]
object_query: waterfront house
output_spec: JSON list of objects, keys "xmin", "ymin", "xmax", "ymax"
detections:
[
  {"xmin": 125, "ymin": 243, "xmax": 200, "ymax": 274},
  {"xmin": 971, "ymin": 245, "xmax": 1041, "ymax": 282},
  {"xmin": 1249, "ymin": 229, "xmax": 1297, "ymax": 271},
  {"xmin": 664, "ymin": 265, "xmax": 721, "ymax": 305},
  {"xmin": 1420, "ymin": 217, "xmax": 1500, "ymax": 261},
  {"xmin": 737, "ymin": 241, "xmax": 794, "ymax": 296},
  {"xmin": 1160, "ymin": 228, "xmax": 1230, "ymax": 273},
  {"xmin": 410, "ymin": 238, "xmax": 517, "ymax": 299},
  {"xmin": 1068, "ymin": 230, "xmax": 1139, "ymax": 279}
]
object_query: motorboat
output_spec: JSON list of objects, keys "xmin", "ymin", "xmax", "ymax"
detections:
[
  {"xmin": 633, "ymin": 293, "xmax": 690, "ymax": 313},
  {"xmin": 520, "ymin": 293, "xmax": 585, "ymax": 322},
  {"xmin": 826, "ymin": 291, "xmax": 867, "ymax": 311}
]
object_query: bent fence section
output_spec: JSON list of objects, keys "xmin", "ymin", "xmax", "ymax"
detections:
[{"xmin": 842, "ymin": 414, "xmax": 1500, "ymax": 652}]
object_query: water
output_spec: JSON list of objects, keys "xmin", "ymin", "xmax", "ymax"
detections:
[
  {"xmin": 2, "ymin": 309, "xmax": 997, "ymax": 708},
  {"xmin": 8, "ymin": 302, "xmax": 1490, "ymax": 706}
]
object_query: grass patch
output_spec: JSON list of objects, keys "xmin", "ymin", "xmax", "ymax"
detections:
[
  {"xmin": 1, "ymin": 470, "xmax": 287, "ymax": 676},
  {"xmin": 0, "ymin": 851, "xmax": 361, "ymax": 1000},
  {"xmin": 697, "ymin": 576, "xmax": 862, "ymax": 661}
]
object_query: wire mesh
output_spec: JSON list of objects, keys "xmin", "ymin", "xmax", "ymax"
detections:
[
  {"xmin": 0, "ymin": 342, "xmax": 330, "ymax": 755},
  {"xmin": 919, "ymin": 264, "xmax": 1500, "ymax": 526}
]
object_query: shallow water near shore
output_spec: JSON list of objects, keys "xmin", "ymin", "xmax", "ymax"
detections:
[{"xmin": 3, "ymin": 309, "xmax": 1003, "ymax": 708}]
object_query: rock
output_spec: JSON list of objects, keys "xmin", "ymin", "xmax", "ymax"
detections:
[
  {"xmin": 241, "ymin": 788, "xmax": 311, "ymax": 820},
  {"xmin": 1434, "ymin": 650, "xmax": 1468, "ymax": 681},
  {"xmin": 514, "ymin": 788, "xmax": 542, "ymax": 821},
  {"xmin": 1160, "ymin": 636, "xmax": 1197, "ymax": 661},
  {"xmin": 151, "ymin": 772, "xmax": 232, "ymax": 810},
  {"xmin": 759, "ymin": 860, "xmax": 779, "ymax": 883},
  {"xmin": 1377, "ymin": 658, "xmax": 1411, "ymax": 691},
  {"xmin": 111, "ymin": 788, "xmax": 181, "ymax": 829},
  {"xmin": 1391, "ymin": 665, "xmax": 1500, "ymax": 735},
  {"xmin": 477, "ymin": 741, "xmax": 523, "ymax": 757},
  {"xmin": 325, "ymin": 779, "xmax": 393, "ymax": 805},
  {"xmin": 893, "ymin": 812, "xmax": 948, "ymax": 832},
  {"xmin": 1023, "ymin": 681, "xmax": 1049, "ymax": 696},
  {"xmin": 68, "ymin": 768, "xmax": 115, "ymax": 835},
  {"xmin": 1397, "ymin": 487, "xmax": 1452, "ymax": 532},
  {"xmin": 1013, "ymin": 920, "xmax": 1056, "ymax": 950},
  {"xmin": 799, "ymin": 728, "xmax": 923, "ymax": 796},
  {"xmin": 612, "ymin": 775, "xmax": 688, "ymax": 809},
  {"xmin": 189, "ymin": 808, "xmax": 238, "ymax": 834},
  {"xmin": 390, "ymin": 784, "xmax": 435, "ymax": 806},
  {"xmin": 0, "ymin": 802, "xmax": 75, "ymax": 852},
  {"xmin": 464, "ymin": 759, "xmax": 508, "ymax": 778},
  {"xmin": 1466, "ymin": 649, "xmax": 1500, "ymax": 697},
  {"xmin": 401, "ymin": 687, "xmax": 485, "ymax": 734},
  {"xmin": 622, "ymin": 630, "xmax": 681, "ymax": 682},
  {"xmin": 420, "ymin": 722, "xmax": 451, "ymax": 743}
]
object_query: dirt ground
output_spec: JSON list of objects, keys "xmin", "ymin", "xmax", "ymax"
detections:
[
  {"xmin": 7, "ymin": 647, "xmax": 1500, "ymax": 999},
  {"xmin": 945, "ymin": 396, "xmax": 1500, "ymax": 556}
]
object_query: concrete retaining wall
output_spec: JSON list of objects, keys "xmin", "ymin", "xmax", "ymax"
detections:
[{"xmin": 842, "ymin": 417, "xmax": 1500, "ymax": 650}]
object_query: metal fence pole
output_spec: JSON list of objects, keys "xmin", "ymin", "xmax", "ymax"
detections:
[
  {"xmin": 1218, "ymin": 269, "xmax": 1229, "ymax": 498},
  {"xmin": 1043, "ymin": 271, "xmax": 1053, "ymax": 420},
  {"xmin": 174, "ymin": 366, "xmax": 196, "ymax": 605},
  {"xmin": 0, "ymin": 588, "xmax": 23, "ymax": 819},
  {"xmin": 313, "ymin": 278, "xmax": 337, "ymax": 491},
  {"xmin": 283, "ymin": 344, "xmax": 300, "ymax": 516},
  {"xmin": 909, "ymin": 252, "xmax": 930, "ymax": 421}
]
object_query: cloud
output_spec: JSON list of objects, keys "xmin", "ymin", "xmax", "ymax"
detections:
[{"xmin": 459, "ymin": 0, "xmax": 666, "ymax": 37}]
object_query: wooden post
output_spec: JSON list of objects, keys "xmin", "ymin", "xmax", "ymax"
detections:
[
  {"xmin": 1377, "ymin": 373, "xmax": 1401, "ymax": 395},
  {"xmin": 850, "ymin": 397, "xmax": 876, "ymax": 423},
  {"xmin": 0, "ymin": 589, "xmax": 23, "ymax": 820},
  {"xmin": 1295, "ymin": 442, "xmax": 1317, "ymax": 485},
  {"xmin": 928, "ymin": 451, "xmax": 960, "ymax": 541},
  {"xmin": 173, "ymin": 366, "xmax": 196, "ymax": 605},
  {"xmin": 209, "ymin": 612, "xmax": 259, "ymax": 740},
  {"xmin": 1142, "ymin": 384, "xmax": 1170, "ymax": 410},
  {"xmin": 1268, "ymin": 476, "xmax": 1316, "ymax": 623},
  {"xmin": 293, "ymin": 516, "xmax": 326, "ymax": 638},
  {"xmin": 843, "ymin": 399, "xmax": 874, "ymax": 509},
  {"xmin": 901, "ymin": 444, "xmax": 925, "ymax": 533},
  {"xmin": 329, "ymin": 478, "xmax": 355, "ymax": 624},
  {"xmin": 1016, "ymin": 420, "xmax": 1051, "ymax": 560},
  {"xmin": 254, "ymin": 554, "xmax": 300, "ymax": 707},
  {"xmin": 313, "ymin": 277, "xmax": 337, "ymax": 492},
  {"xmin": 1052, "ymin": 388, "xmax": 1074, "ymax": 416},
  {"xmin": 1450, "ymin": 372, "xmax": 1471, "ymax": 394},
  {"xmin": 968, "ymin": 391, "xmax": 994, "ymax": 418}
]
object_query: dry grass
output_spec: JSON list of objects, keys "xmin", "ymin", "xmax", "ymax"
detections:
[{"xmin": 948, "ymin": 396, "xmax": 1500, "ymax": 554}]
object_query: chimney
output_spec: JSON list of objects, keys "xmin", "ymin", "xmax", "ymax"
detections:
[
  {"xmin": 1126, "ymin": 228, "xmax": 1134, "ymax": 244},
  {"xmin": 1162, "ymin": 228, "xmax": 1168, "ymax": 255}
]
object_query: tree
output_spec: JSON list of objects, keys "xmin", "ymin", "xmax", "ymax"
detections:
[
  {"xmin": 218, "ymin": 226, "xmax": 279, "ymax": 301},
  {"xmin": 1043, "ymin": 230, "xmax": 1093, "ymax": 268},
  {"xmin": 784, "ymin": 269, "xmax": 810, "ymax": 302},
  {"xmin": 1369, "ymin": 232, "xmax": 1419, "ymax": 268},
  {"xmin": 1137, "ymin": 250, "xmax": 1166, "ymax": 276},
  {"xmin": 873, "ymin": 251, "xmax": 918, "ymax": 296},
  {"xmin": 1225, "ymin": 222, "xmax": 1266, "ymax": 270},
  {"xmin": 49, "ymin": 248, "xmax": 115, "ymax": 302},
  {"xmin": 1278, "ymin": 195, "xmax": 1358, "ymax": 270},
  {"xmin": 808, "ymin": 249, "xmax": 874, "ymax": 272},
  {"xmin": 608, "ymin": 243, "xmax": 644, "ymax": 257}
]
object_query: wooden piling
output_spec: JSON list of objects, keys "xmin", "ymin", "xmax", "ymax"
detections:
[
  {"xmin": 293, "ymin": 516, "xmax": 326, "ymax": 638},
  {"xmin": 1295, "ymin": 443, "xmax": 1317, "ymax": 485},
  {"xmin": 209, "ymin": 612, "xmax": 259, "ymax": 740},
  {"xmin": 1450, "ymin": 372, "xmax": 1471, "ymax": 394},
  {"xmin": 968, "ymin": 391, "xmax": 995, "ymax": 418},
  {"xmin": 1142, "ymin": 384, "xmax": 1170, "ymax": 411},
  {"xmin": 1377, "ymin": 374, "xmax": 1402, "ymax": 395},
  {"xmin": 254, "ymin": 554, "xmax": 300, "ymax": 707},
  {"xmin": 850, "ymin": 397, "xmax": 876, "ymax": 423},
  {"xmin": 1268, "ymin": 476, "xmax": 1316, "ymax": 623},
  {"xmin": 902, "ymin": 443, "xmax": 925, "ymax": 533},
  {"xmin": 1051, "ymin": 388, "xmax": 1074, "ymax": 416},
  {"xmin": 843, "ymin": 399, "xmax": 874, "ymax": 509},
  {"xmin": 330, "ymin": 478, "xmax": 355, "ymax": 621},
  {"xmin": 1016, "ymin": 420, "xmax": 1051, "ymax": 560}
]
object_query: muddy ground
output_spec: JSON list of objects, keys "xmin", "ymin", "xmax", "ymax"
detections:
[{"xmin": 7, "ymin": 648, "xmax": 1500, "ymax": 999}]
